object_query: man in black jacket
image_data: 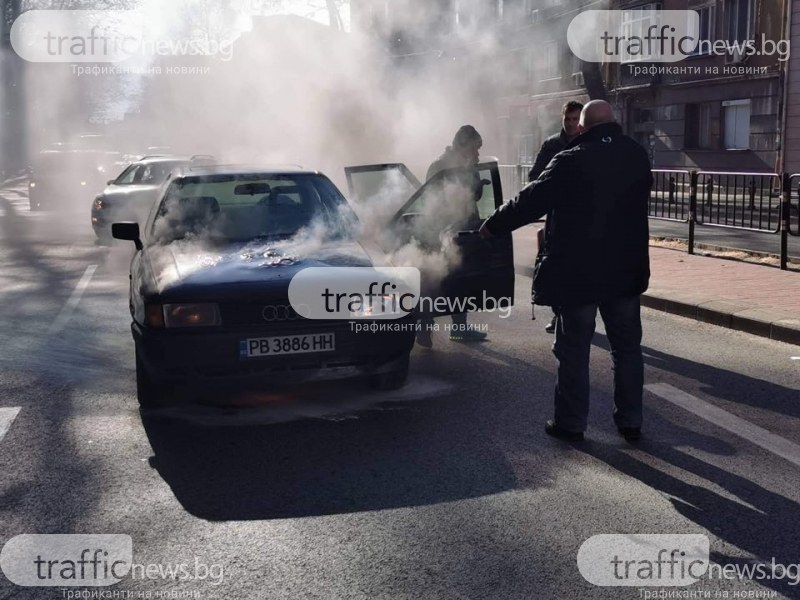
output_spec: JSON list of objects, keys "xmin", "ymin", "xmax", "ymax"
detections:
[
  {"xmin": 528, "ymin": 101, "xmax": 583, "ymax": 182},
  {"xmin": 479, "ymin": 100, "xmax": 652, "ymax": 443},
  {"xmin": 531, "ymin": 101, "xmax": 583, "ymax": 334}
]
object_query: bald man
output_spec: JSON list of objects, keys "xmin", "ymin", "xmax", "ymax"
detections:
[{"xmin": 480, "ymin": 100, "xmax": 652, "ymax": 443}]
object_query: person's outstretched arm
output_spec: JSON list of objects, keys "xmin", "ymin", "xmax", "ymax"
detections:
[{"xmin": 481, "ymin": 152, "xmax": 572, "ymax": 237}]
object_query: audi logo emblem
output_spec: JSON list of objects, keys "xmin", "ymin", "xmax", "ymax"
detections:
[{"xmin": 261, "ymin": 305, "xmax": 298, "ymax": 322}]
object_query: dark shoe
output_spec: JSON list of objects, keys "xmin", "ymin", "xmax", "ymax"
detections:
[
  {"xmin": 450, "ymin": 329, "xmax": 487, "ymax": 342},
  {"xmin": 618, "ymin": 427, "xmax": 642, "ymax": 442},
  {"xmin": 545, "ymin": 316, "xmax": 557, "ymax": 334},
  {"xmin": 416, "ymin": 329, "xmax": 433, "ymax": 348},
  {"xmin": 544, "ymin": 420, "xmax": 584, "ymax": 442}
]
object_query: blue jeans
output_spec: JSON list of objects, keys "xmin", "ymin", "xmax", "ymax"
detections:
[{"xmin": 552, "ymin": 295, "xmax": 644, "ymax": 432}]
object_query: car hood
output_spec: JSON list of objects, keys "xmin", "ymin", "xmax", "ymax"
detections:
[{"xmin": 146, "ymin": 237, "xmax": 375, "ymax": 299}]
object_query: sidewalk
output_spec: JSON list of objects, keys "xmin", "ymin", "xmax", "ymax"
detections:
[{"xmin": 512, "ymin": 225, "xmax": 800, "ymax": 346}]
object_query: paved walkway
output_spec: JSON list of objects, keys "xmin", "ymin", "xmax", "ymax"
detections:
[{"xmin": 512, "ymin": 225, "xmax": 800, "ymax": 346}]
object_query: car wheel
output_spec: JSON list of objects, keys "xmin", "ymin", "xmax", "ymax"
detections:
[
  {"xmin": 368, "ymin": 354, "xmax": 410, "ymax": 391},
  {"xmin": 136, "ymin": 350, "xmax": 167, "ymax": 408}
]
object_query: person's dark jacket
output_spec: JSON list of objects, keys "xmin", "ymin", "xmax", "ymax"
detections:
[
  {"xmin": 484, "ymin": 122, "xmax": 652, "ymax": 307},
  {"xmin": 528, "ymin": 130, "xmax": 571, "ymax": 182}
]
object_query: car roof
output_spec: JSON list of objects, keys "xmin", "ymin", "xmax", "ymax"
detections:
[
  {"xmin": 134, "ymin": 155, "xmax": 196, "ymax": 165},
  {"xmin": 173, "ymin": 164, "xmax": 319, "ymax": 178}
]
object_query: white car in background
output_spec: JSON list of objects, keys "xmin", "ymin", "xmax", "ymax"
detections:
[{"xmin": 91, "ymin": 154, "xmax": 214, "ymax": 240}]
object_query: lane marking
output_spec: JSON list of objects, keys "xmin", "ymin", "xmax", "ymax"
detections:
[
  {"xmin": 48, "ymin": 264, "xmax": 97, "ymax": 334},
  {"xmin": 791, "ymin": 357, "xmax": 800, "ymax": 361},
  {"xmin": 0, "ymin": 407, "xmax": 21, "ymax": 442},
  {"xmin": 646, "ymin": 382, "xmax": 800, "ymax": 469}
]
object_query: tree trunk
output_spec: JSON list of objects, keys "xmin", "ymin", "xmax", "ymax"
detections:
[
  {"xmin": 325, "ymin": 0, "xmax": 343, "ymax": 31},
  {"xmin": 1, "ymin": 0, "xmax": 26, "ymax": 175}
]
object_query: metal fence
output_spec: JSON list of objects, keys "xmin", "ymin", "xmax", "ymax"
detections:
[
  {"xmin": 500, "ymin": 164, "xmax": 797, "ymax": 270},
  {"xmin": 695, "ymin": 172, "xmax": 782, "ymax": 232},
  {"xmin": 650, "ymin": 170, "xmax": 691, "ymax": 222},
  {"xmin": 786, "ymin": 174, "xmax": 800, "ymax": 237},
  {"xmin": 650, "ymin": 170, "xmax": 796, "ymax": 269},
  {"xmin": 498, "ymin": 164, "xmax": 529, "ymax": 200}
]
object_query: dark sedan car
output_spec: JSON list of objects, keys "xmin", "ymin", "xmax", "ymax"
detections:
[
  {"xmin": 114, "ymin": 163, "xmax": 514, "ymax": 408},
  {"xmin": 91, "ymin": 155, "xmax": 214, "ymax": 240},
  {"xmin": 113, "ymin": 166, "xmax": 416, "ymax": 407}
]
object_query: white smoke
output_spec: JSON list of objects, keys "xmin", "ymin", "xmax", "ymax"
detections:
[{"xmin": 21, "ymin": 0, "xmax": 543, "ymax": 285}]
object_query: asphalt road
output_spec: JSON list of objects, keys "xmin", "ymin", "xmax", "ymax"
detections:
[{"xmin": 1, "ymin": 179, "xmax": 800, "ymax": 599}]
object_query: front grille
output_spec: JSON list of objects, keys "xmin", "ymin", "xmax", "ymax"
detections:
[{"xmin": 220, "ymin": 302, "xmax": 303, "ymax": 326}]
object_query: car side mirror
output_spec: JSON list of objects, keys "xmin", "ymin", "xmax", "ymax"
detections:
[
  {"xmin": 480, "ymin": 178, "xmax": 491, "ymax": 186},
  {"xmin": 112, "ymin": 222, "xmax": 143, "ymax": 251},
  {"xmin": 107, "ymin": 179, "xmax": 115, "ymax": 185}
]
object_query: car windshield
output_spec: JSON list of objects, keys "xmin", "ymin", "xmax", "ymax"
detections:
[
  {"xmin": 115, "ymin": 161, "xmax": 181, "ymax": 185},
  {"xmin": 150, "ymin": 172, "xmax": 357, "ymax": 244}
]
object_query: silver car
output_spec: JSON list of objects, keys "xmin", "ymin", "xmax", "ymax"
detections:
[{"xmin": 91, "ymin": 155, "xmax": 214, "ymax": 240}]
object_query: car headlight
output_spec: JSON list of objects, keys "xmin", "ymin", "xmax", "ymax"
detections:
[
  {"xmin": 145, "ymin": 304, "xmax": 165, "ymax": 328},
  {"xmin": 29, "ymin": 182, "xmax": 36, "ymax": 188},
  {"xmin": 163, "ymin": 303, "xmax": 221, "ymax": 328},
  {"xmin": 93, "ymin": 197, "xmax": 104, "ymax": 210}
]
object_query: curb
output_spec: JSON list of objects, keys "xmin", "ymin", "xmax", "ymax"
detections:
[{"xmin": 514, "ymin": 264, "xmax": 800, "ymax": 346}]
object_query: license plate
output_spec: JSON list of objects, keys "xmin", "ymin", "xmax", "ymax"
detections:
[{"xmin": 240, "ymin": 333, "xmax": 335, "ymax": 358}]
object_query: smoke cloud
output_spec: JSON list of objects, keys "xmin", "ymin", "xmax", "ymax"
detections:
[{"xmin": 19, "ymin": 0, "xmax": 558, "ymax": 282}]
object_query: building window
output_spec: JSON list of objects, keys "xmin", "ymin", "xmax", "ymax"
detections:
[
  {"xmin": 685, "ymin": 103, "xmax": 712, "ymax": 149},
  {"xmin": 522, "ymin": 49, "xmax": 535, "ymax": 83},
  {"xmin": 690, "ymin": 3, "xmax": 716, "ymax": 55},
  {"xmin": 722, "ymin": 99, "xmax": 750, "ymax": 149},
  {"xmin": 621, "ymin": 4, "xmax": 660, "ymax": 62},
  {"xmin": 726, "ymin": 0, "xmax": 753, "ymax": 48},
  {"xmin": 541, "ymin": 42, "xmax": 560, "ymax": 80}
]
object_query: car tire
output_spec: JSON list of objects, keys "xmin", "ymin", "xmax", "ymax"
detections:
[
  {"xmin": 136, "ymin": 350, "xmax": 167, "ymax": 408},
  {"xmin": 368, "ymin": 354, "xmax": 410, "ymax": 391}
]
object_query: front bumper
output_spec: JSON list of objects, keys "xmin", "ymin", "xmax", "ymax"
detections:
[
  {"xmin": 132, "ymin": 316, "xmax": 416, "ymax": 387},
  {"xmin": 91, "ymin": 206, "xmax": 113, "ymax": 238}
]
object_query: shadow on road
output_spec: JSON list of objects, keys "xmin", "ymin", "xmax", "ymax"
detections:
[
  {"xmin": 579, "ymin": 435, "xmax": 800, "ymax": 598},
  {"xmin": 141, "ymin": 396, "xmax": 518, "ymax": 521},
  {"xmin": 139, "ymin": 339, "xmax": 563, "ymax": 522},
  {"xmin": 592, "ymin": 333, "xmax": 800, "ymax": 420},
  {"xmin": 0, "ymin": 188, "xmax": 130, "ymax": 536}
]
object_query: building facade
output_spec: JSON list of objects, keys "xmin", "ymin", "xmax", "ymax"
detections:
[{"xmin": 352, "ymin": 0, "xmax": 788, "ymax": 173}]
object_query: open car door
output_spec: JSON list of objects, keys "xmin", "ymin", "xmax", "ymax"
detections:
[{"xmin": 344, "ymin": 160, "xmax": 514, "ymax": 317}]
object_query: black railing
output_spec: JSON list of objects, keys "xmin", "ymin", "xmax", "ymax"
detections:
[
  {"xmin": 649, "ymin": 170, "xmax": 691, "ymax": 222},
  {"xmin": 501, "ymin": 165, "xmax": 796, "ymax": 269},
  {"xmin": 696, "ymin": 172, "xmax": 782, "ymax": 232},
  {"xmin": 787, "ymin": 174, "xmax": 800, "ymax": 237},
  {"xmin": 651, "ymin": 170, "xmax": 797, "ymax": 270}
]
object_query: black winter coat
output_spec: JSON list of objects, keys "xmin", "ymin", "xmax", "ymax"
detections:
[
  {"xmin": 528, "ymin": 130, "xmax": 571, "ymax": 182},
  {"xmin": 484, "ymin": 122, "xmax": 652, "ymax": 307}
]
